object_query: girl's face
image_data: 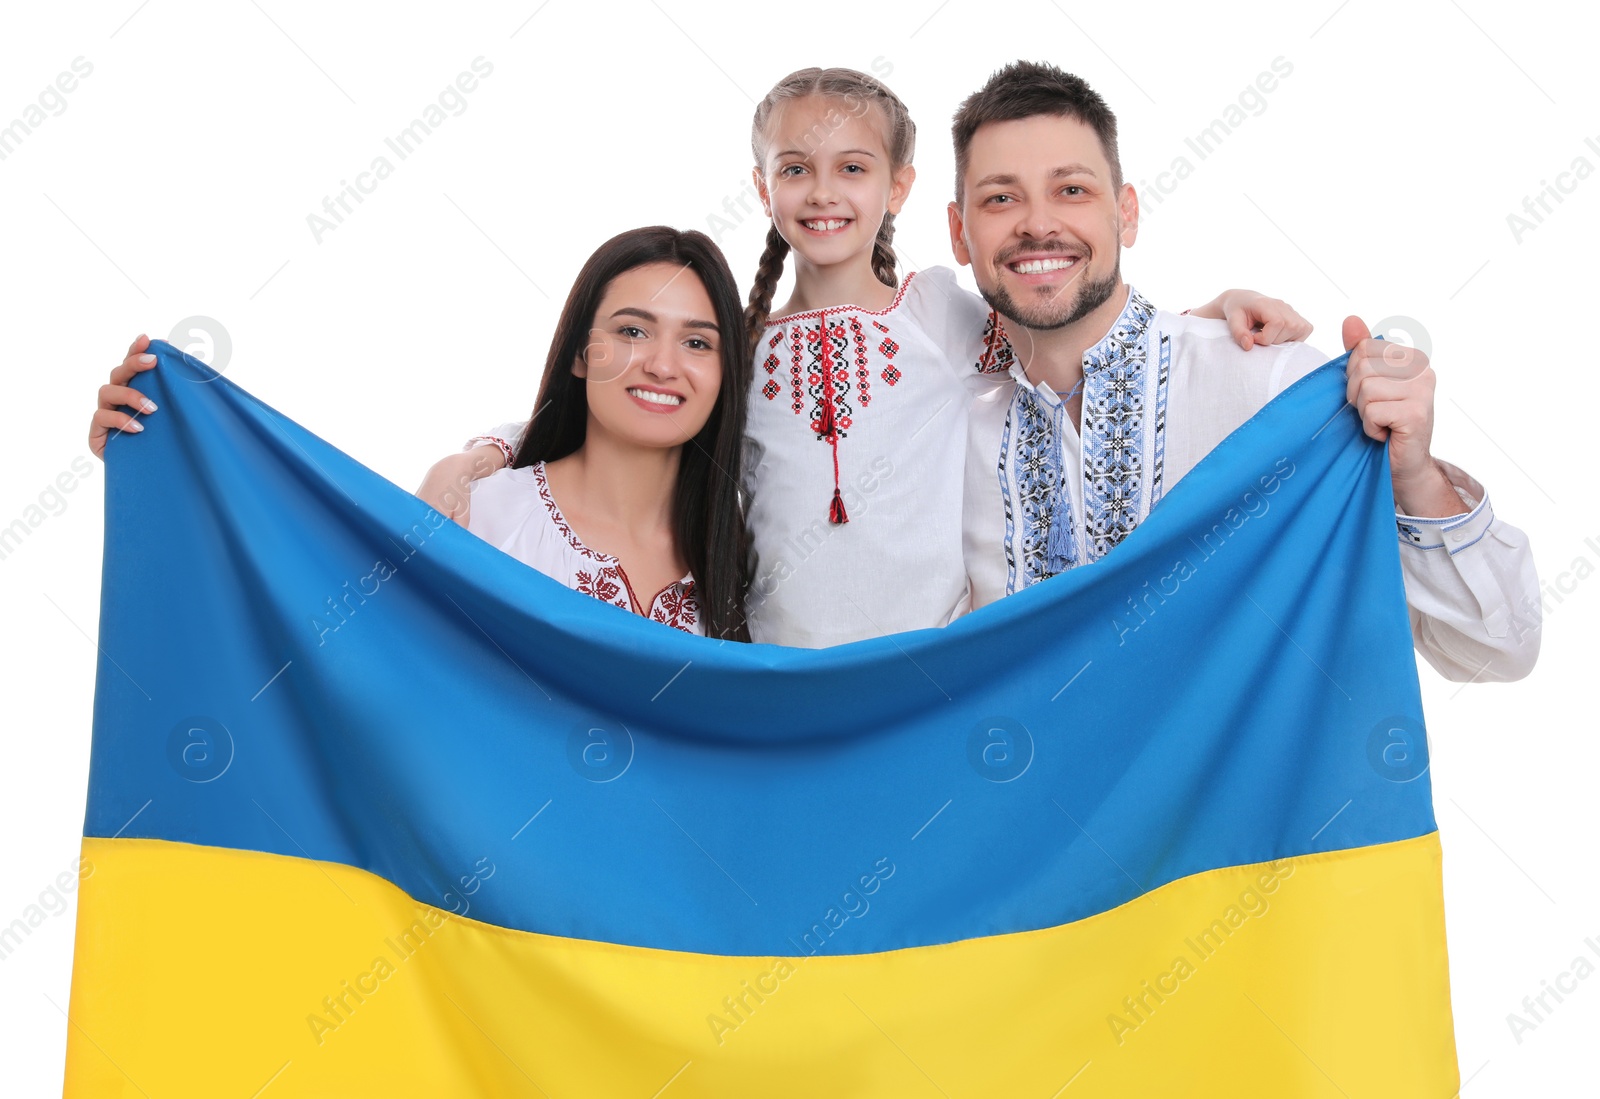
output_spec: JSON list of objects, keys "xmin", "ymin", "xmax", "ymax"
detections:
[
  {"xmin": 577, "ymin": 262, "xmax": 724, "ymax": 450},
  {"xmin": 754, "ymin": 96, "xmax": 914, "ymax": 270}
]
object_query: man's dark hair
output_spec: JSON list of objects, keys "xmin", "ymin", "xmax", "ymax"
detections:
[{"xmin": 951, "ymin": 60, "xmax": 1123, "ymax": 203}]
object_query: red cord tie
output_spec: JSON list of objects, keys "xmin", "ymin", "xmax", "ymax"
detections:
[{"xmin": 818, "ymin": 310, "xmax": 849, "ymax": 525}]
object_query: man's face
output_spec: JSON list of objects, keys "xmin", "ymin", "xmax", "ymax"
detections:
[{"xmin": 948, "ymin": 114, "xmax": 1138, "ymax": 331}]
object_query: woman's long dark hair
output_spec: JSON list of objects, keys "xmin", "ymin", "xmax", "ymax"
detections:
[{"xmin": 511, "ymin": 226, "xmax": 752, "ymax": 642}]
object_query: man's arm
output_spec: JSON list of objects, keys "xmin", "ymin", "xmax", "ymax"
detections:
[
  {"xmin": 1394, "ymin": 464, "xmax": 1541, "ymax": 682},
  {"xmin": 1338, "ymin": 318, "xmax": 1541, "ymax": 680},
  {"xmin": 416, "ymin": 421, "xmax": 526, "ymax": 523}
]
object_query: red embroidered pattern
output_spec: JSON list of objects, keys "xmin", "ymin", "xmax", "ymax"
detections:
[
  {"xmin": 467, "ymin": 434, "xmax": 518, "ymax": 464},
  {"xmin": 760, "ymin": 272, "xmax": 919, "ymax": 326},
  {"xmin": 760, "ymin": 276, "xmax": 921, "ymax": 421},
  {"xmin": 652, "ymin": 582, "xmax": 698, "ymax": 631},
  {"xmin": 976, "ymin": 311, "xmax": 1017, "ymax": 375},
  {"xmin": 531, "ymin": 463, "xmax": 700, "ymax": 633},
  {"xmin": 789, "ymin": 326, "xmax": 804, "ymax": 413},
  {"xmin": 879, "ymin": 334, "xmax": 900, "ymax": 385},
  {"xmin": 754, "ymin": 277, "xmax": 926, "ymax": 524},
  {"xmin": 533, "ymin": 463, "xmax": 603, "ymax": 561},
  {"xmin": 575, "ymin": 565, "xmax": 626, "ymax": 606},
  {"xmin": 850, "ymin": 316, "xmax": 871, "ymax": 406}
]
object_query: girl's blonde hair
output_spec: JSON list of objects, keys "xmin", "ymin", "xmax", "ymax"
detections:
[{"xmin": 744, "ymin": 67, "xmax": 917, "ymax": 353}]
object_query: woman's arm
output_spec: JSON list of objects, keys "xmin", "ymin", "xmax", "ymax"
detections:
[
  {"xmin": 417, "ymin": 447, "xmax": 507, "ymax": 526},
  {"xmin": 90, "ymin": 333, "xmax": 159, "ymax": 458},
  {"xmin": 416, "ymin": 422, "xmax": 525, "ymax": 522}
]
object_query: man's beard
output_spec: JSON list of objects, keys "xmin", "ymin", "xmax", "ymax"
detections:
[{"xmin": 979, "ymin": 258, "xmax": 1121, "ymax": 332}]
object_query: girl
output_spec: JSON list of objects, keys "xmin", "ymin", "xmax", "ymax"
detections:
[
  {"xmin": 733, "ymin": 67, "xmax": 983, "ymax": 645},
  {"xmin": 447, "ymin": 68, "xmax": 1303, "ymax": 647},
  {"xmin": 92, "ymin": 226, "xmax": 753, "ymax": 641}
]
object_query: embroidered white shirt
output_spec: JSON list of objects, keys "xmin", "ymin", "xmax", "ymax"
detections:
[
  {"xmin": 964, "ymin": 286, "xmax": 1542, "ymax": 682},
  {"xmin": 467, "ymin": 461, "xmax": 701, "ymax": 635},
  {"xmin": 737, "ymin": 266, "xmax": 1000, "ymax": 646}
]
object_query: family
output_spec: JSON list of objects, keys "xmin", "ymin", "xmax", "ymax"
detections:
[{"xmin": 90, "ymin": 60, "xmax": 1540, "ymax": 681}]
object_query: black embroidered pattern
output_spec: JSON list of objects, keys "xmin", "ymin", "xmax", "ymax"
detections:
[{"xmin": 804, "ymin": 316, "xmax": 854, "ymax": 438}]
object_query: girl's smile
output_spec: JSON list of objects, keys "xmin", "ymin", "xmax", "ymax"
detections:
[{"xmin": 799, "ymin": 217, "xmax": 854, "ymax": 234}]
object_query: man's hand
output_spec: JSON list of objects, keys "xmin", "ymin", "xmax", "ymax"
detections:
[
  {"xmin": 1343, "ymin": 316, "xmax": 1461, "ymax": 517},
  {"xmin": 417, "ymin": 446, "xmax": 508, "ymax": 525},
  {"xmin": 1189, "ymin": 289, "xmax": 1313, "ymax": 349},
  {"xmin": 91, "ymin": 333, "xmax": 160, "ymax": 459}
]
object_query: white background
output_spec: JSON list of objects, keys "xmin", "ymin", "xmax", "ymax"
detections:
[{"xmin": 2, "ymin": 0, "xmax": 1595, "ymax": 1093}]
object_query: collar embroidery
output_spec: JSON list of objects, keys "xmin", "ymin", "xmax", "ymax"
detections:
[
  {"xmin": 998, "ymin": 289, "xmax": 1171, "ymax": 593},
  {"xmin": 531, "ymin": 462, "xmax": 699, "ymax": 632}
]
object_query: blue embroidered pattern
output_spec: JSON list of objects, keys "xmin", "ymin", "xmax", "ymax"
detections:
[
  {"xmin": 1002, "ymin": 390, "xmax": 1074, "ymax": 592},
  {"xmin": 998, "ymin": 403, "xmax": 1018, "ymax": 591},
  {"xmin": 1081, "ymin": 291, "xmax": 1157, "ymax": 558},
  {"xmin": 1149, "ymin": 333, "xmax": 1172, "ymax": 510},
  {"xmin": 1001, "ymin": 289, "xmax": 1164, "ymax": 591}
]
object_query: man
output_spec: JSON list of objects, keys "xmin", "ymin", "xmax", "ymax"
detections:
[{"xmin": 948, "ymin": 60, "xmax": 1536, "ymax": 681}]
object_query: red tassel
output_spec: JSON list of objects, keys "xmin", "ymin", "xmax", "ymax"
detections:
[
  {"xmin": 829, "ymin": 488, "xmax": 850, "ymax": 525},
  {"xmin": 817, "ymin": 393, "xmax": 836, "ymax": 438}
]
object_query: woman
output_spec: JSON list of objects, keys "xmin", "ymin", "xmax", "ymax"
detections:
[{"xmin": 90, "ymin": 226, "xmax": 752, "ymax": 641}]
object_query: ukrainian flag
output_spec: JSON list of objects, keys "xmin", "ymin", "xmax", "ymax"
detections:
[{"xmin": 66, "ymin": 342, "xmax": 1459, "ymax": 1095}]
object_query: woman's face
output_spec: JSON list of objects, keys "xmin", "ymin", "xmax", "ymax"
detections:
[{"xmin": 577, "ymin": 262, "xmax": 725, "ymax": 450}]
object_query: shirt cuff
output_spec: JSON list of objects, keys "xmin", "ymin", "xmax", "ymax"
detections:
[
  {"xmin": 1395, "ymin": 459, "xmax": 1492, "ymax": 557},
  {"xmin": 463, "ymin": 435, "xmax": 516, "ymax": 465}
]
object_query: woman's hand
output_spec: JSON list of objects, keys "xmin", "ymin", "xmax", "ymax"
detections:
[
  {"xmin": 1189, "ymin": 290, "xmax": 1313, "ymax": 350},
  {"xmin": 416, "ymin": 446, "xmax": 508, "ymax": 526},
  {"xmin": 91, "ymin": 334, "xmax": 160, "ymax": 459}
]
